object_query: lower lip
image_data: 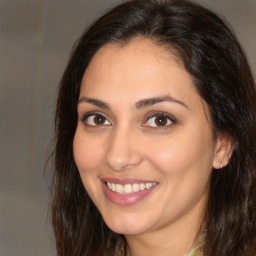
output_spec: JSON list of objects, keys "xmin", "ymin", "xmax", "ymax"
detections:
[{"xmin": 102, "ymin": 182, "xmax": 157, "ymax": 206}]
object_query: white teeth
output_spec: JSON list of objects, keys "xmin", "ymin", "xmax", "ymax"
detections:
[
  {"xmin": 146, "ymin": 183, "xmax": 153, "ymax": 189},
  {"xmin": 115, "ymin": 184, "xmax": 123, "ymax": 194},
  {"xmin": 133, "ymin": 183, "xmax": 140, "ymax": 192},
  {"xmin": 124, "ymin": 184, "xmax": 132, "ymax": 194},
  {"xmin": 139, "ymin": 183, "xmax": 145, "ymax": 190},
  {"xmin": 106, "ymin": 182, "xmax": 156, "ymax": 194}
]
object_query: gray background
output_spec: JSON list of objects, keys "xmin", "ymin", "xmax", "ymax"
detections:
[{"xmin": 0, "ymin": 1, "xmax": 255, "ymax": 256}]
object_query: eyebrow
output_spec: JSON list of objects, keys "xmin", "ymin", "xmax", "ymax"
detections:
[
  {"xmin": 135, "ymin": 95, "xmax": 188, "ymax": 109},
  {"xmin": 78, "ymin": 97, "xmax": 110, "ymax": 109},
  {"xmin": 78, "ymin": 95, "xmax": 188, "ymax": 109}
]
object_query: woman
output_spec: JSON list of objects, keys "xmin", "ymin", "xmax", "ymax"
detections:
[{"xmin": 51, "ymin": 0, "xmax": 256, "ymax": 255}]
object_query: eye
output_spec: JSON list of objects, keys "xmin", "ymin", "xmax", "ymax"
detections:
[
  {"xmin": 82, "ymin": 113, "xmax": 111, "ymax": 126},
  {"xmin": 143, "ymin": 113, "xmax": 174, "ymax": 127}
]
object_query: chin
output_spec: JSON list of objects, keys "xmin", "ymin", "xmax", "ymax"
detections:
[{"xmin": 103, "ymin": 214, "xmax": 152, "ymax": 235}]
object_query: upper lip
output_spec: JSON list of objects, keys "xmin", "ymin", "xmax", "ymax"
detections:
[{"xmin": 101, "ymin": 177, "xmax": 158, "ymax": 185}]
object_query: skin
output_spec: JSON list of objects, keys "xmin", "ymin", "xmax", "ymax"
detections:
[{"xmin": 73, "ymin": 38, "xmax": 233, "ymax": 256}]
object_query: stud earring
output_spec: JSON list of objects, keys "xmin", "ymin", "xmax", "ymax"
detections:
[{"xmin": 220, "ymin": 163, "xmax": 223, "ymax": 169}]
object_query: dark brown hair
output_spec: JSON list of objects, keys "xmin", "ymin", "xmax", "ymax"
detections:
[{"xmin": 52, "ymin": 0, "xmax": 256, "ymax": 255}]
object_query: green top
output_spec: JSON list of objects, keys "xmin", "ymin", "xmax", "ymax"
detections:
[{"xmin": 186, "ymin": 233, "xmax": 204, "ymax": 256}]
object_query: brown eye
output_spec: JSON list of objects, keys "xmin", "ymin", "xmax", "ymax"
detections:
[
  {"xmin": 145, "ymin": 114, "xmax": 173, "ymax": 127},
  {"xmin": 85, "ymin": 114, "xmax": 111, "ymax": 126},
  {"xmin": 94, "ymin": 114, "xmax": 106, "ymax": 125},
  {"xmin": 155, "ymin": 116, "xmax": 168, "ymax": 126}
]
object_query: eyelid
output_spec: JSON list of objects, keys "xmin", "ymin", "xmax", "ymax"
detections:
[
  {"xmin": 81, "ymin": 111, "xmax": 112, "ymax": 126},
  {"xmin": 142, "ymin": 111, "xmax": 176, "ymax": 128}
]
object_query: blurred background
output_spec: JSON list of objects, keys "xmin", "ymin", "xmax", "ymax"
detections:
[{"xmin": 0, "ymin": 0, "xmax": 255, "ymax": 255}]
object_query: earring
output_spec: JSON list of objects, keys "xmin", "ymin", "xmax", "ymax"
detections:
[{"xmin": 220, "ymin": 163, "xmax": 223, "ymax": 169}]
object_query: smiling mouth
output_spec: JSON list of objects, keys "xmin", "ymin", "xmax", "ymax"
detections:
[{"xmin": 106, "ymin": 182, "xmax": 157, "ymax": 194}]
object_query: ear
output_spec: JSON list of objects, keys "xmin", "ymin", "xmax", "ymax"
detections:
[{"xmin": 212, "ymin": 133, "xmax": 234, "ymax": 169}]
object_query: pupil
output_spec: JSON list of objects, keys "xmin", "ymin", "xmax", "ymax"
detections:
[
  {"xmin": 156, "ymin": 116, "xmax": 167, "ymax": 126},
  {"xmin": 94, "ymin": 115, "xmax": 104, "ymax": 125}
]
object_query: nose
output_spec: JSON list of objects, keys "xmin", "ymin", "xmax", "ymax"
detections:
[{"xmin": 103, "ymin": 126, "xmax": 143, "ymax": 171}]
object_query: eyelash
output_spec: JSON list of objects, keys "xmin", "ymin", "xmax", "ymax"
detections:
[
  {"xmin": 81, "ymin": 111, "xmax": 111, "ymax": 126},
  {"xmin": 80, "ymin": 111, "xmax": 176, "ymax": 128},
  {"xmin": 143, "ymin": 112, "xmax": 176, "ymax": 128}
]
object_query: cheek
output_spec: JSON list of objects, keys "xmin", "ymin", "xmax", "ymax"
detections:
[
  {"xmin": 73, "ymin": 130, "xmax": 104, "ymax": 204},
  {"xmin": 144, "ymin": 136, "xmax": 191, "ymax": 172},
  {"xmin": 73, "ymin": 129, "xmax": 103, "ymax": 173},
  {"xmin": 144, "ymin": 130, "xmax": 214, "ymax": 177}
]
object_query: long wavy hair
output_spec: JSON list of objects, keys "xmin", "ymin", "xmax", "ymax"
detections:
[{"xmin": 51, "ymin": 0, "xmax": 256, "ymax": 255}]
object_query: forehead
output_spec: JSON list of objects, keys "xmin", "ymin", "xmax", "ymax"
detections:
[{"xmin": 81, "ymin": 38, "xmax": 197, "ymax": 97}]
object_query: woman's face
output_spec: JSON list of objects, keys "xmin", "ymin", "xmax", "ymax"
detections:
[{"xmin": 73, "ymin": 39, "xmax": 223, "ymax": 236}]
